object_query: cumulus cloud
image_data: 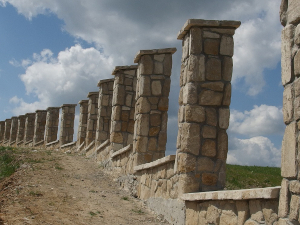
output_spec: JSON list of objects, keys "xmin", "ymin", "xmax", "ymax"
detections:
[
  {"xmin": 1, "ymin": 0, "xmax": 282, "ymax": 96},
  {"xmin": 227, "ymin": 136, "xmax": 281, "ymax": 167},
  {"xmin": 10, "ymin": 45, "xmax": 114, "ymax": 115},
  {"xmin": 229, "ymin": 104, "xmax": 285, "ymax": 137}
]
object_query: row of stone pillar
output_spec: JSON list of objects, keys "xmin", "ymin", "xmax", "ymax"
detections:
[
  {"xmin": 0, "ymin": 104, "xmax": 77, "ymax": 147},
  {"xmin": 1, "ymin": 19, "xmax": 239, "ymax": 193}
]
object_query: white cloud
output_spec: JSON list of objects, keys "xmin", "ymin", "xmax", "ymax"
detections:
[
  {"xmin": 10, "ymin": 44, "xmax": 114, "ymax": 115},
  {"xmin": 229, "ymin": 104, "xmax": 285, "ymax": 137},
  {"xmin": 227, "ymin": 136, "xmax": 281, "ymax": 167},
  {"xmin": 1, "ymin": 0, "xmax": 282, "ymax": 96}
]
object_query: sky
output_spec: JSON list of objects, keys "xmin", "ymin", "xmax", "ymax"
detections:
[{"xmin": 0, "ymin": 0, "xmax": 284, "ymax": 167}]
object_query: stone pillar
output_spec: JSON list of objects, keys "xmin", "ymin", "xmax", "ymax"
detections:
[
  {"xmin": 33, "ymin": 110, "xmax": 47, "ymax": 145},
  {"xmin": 77, "ymin": 100, "xmax": 89, "ymax": 145},
  {"xmin": 0, "ymin": 121, "xmax": 5, "ymax": 142},
  {"xmin": 175, "ymin": 19, "xmax": 240, "ymax": 194},
  {"xmin": 95, "ymin": 79, "xmax": 114, "ymax": 146},
  {"xmin": 9, "ymin": 117, "xmax": 18, "ymax": 144},
  {"xmin": 110, "ymin": 65, "xmax": 137, "ymax": 151},
  {"xmin": 278, "ymin": 1, "xmax": 300, "ymax": 222},
  {"xmin": 24, "ymin": 113, "xmax": 36, "ymax": 143},
  {"xmin": 85, "ymin": 92, "xmax": 99, "ymax": 146},
  {"xmin": 4, "ymin": 119, "xmax": 12, "ymax": 142},
  {"xmin": 45, "ymin": 107, "xmax": 60, "ymax": 143},
  {"xmin": 16, "ymin": 115, "xmax": 26, "ymax": 144},
  {"xmin": 59, "ymin": 104, "xmax": 77, "ymax": 145},
  {"xmin": 132, "ymin": 48, "xmax": 176, "ymax": 166}
]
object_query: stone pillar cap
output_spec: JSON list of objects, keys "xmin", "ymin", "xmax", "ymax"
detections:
[
  {"xmin": 134, "ymin": 48, "xmax": 177, "ymax": 63},
  {"xmin": 35, "ymin": 109, "xmax": 47, "ymax": 113},
  {"xmin": 112, "ymin": 65, "xmax": 138, "ymax": 75},
  {"xmin": 46, "ymin": 107, "xmax": 61, "ymax": 110},
  {"xmin": 61, "ymin": 104, "xmax": 77, "ymax": 107},
  {"xmin": 177, "ymin": 19, "xmax": 241, "ymax": 40},
  {"xmin": 25, "ymin": 113, "xmax": 36, "ymax": 116},
  {"xmin": 5, "ymin": 119, "xmax": 11, "ymax": 122},
  {"xmin": 87, "ymin": 91, "xmax": 99, "ymax": 97},
  {"xmin": 97, "ymin": 78, "xmax": 114, "ymax": 87},
  {"xmin": 11, "ymin": 116, "xmax": 18, "ymax": 119},
  {"xmin": 18, "ymin": 115, "xmax": 26, "ymax": 118},
  {"xmin": 78, "ymin": 100, "xmax": 89, "ymax": 104},
  {"xmin": 0, "ymin": 121, "xmax": 5, "ymax": 123}
]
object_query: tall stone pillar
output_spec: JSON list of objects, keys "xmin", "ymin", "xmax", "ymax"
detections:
[
  {"xmin": 95, "ymin": 79, "xmax": 114, "ymax": 146},
  {"xmin": 175, "ymin": 19, "xmax": 240, "ymax": 194},
  {"xmin": 77, "ymin": 100, "xmax": 89, "ymax": 145},
  {"xmin": 0, "ymin": 121, "xmax": 5, "ymax": 142},
  {"xmin": 132, "ymin": 48, "xmax": 176, "ymax": 166},
  {"xmin": 33, "ymin": 110, "xmax": 47, "ymax": 145},
  {"xmin": 85, "ymin": 92, "xmax": 99, "ymax": 146},
  {"xmin": 9, "ymin": 117, "xmax": 18, "ymax": 144},
  {"xmin": 45, "ymin": 107, "xmax": 60, "ymax": 143},
  {"xmin": 59, "ymin": 104, "xmax": 77, "ymax": 145},
  {"xmin": 110, "ymin": 66, "xmax": 137, "ymax": 151},
  {"xmin": 278, "ymin": 0, "xmax": 300, "ymax": 222},
  {"xmin": 4, "ymin": 119, "xmax": 12, "ymax": 142},
  {"xmin": 24, "ymin": 113, "xmax": 35, "ymax": 143},
  {"xmin": 16, "ymin": 115, "xmax": 26, "ymax": 144}
]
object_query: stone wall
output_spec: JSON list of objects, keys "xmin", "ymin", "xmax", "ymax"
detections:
[{"xmin": 278, "ymin": 0, "xmax": 300, "ymax": 224}]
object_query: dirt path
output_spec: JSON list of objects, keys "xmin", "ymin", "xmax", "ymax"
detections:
[{"xmin": 0, "ymin": 148, "xmax": 169, "ymax": 225}]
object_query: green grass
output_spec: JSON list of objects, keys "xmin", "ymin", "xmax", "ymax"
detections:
[
  {"xmin": 0, "ymin": 146, "xmax": 20, "ymax": 180},
  {"xmin": 225, "ymin": 164, "xmax": 281, "ymax": 190}
]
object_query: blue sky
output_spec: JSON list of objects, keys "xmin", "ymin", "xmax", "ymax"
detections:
[{"xmin": 0, "ymin": 0, "xmax": 284, "ymax": 166}]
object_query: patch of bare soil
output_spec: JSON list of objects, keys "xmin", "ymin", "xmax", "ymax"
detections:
[{"xmin": 0, "ymin": 148, "xmax": 169, "ymax": 225}]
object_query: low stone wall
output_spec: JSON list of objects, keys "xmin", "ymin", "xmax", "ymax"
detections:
[
  {"xmin": 111, "ymin": 144, "xmax": 134, "ymax": 174},
  {"xmin": 183, "ymin": 187, "xmax": 280, "ymax": 225}
]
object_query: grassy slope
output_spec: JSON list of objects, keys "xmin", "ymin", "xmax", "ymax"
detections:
[
  {"xmin": 225, "ymin": 164, "xmax": 281, "ymax": 190},
  {"xmin": 0, "ymin": 146, "xmax": 282, "ymax": 190}
]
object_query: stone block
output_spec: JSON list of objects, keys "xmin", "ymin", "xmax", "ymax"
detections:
[
  {"xmin": 178, "ymin": 173, "xmax": 201, "ymax": 194},
  {"xmin": 135, "ymin": 136, "xmax": 148, "ymax": 153},
  {"xmin": 206, "ymin": 108, "xmax": 217, "ymax": 126},
  {"xmin": 290, "ymin": 180, "xmax": 300, "ymax": 194},
  {"xmin": 140, "ymin": 55, "xmax": 153, "ymax": 74},
  {"xmin": 220, "ymin": 36, "xmax": 234, "ymax": 56},
  {"xmin": 149, "ymin": 127, "xmax": 160, "ymax": 136},
  {"xmin": 283, "ymin": 85, "xmax": 294, "ymax": 123},
  {"xmin": 182, "ymin": 35, "xmax": 190, "ymax": 61},
  {"xmin": 183, "ymin": 83, "xmax": 198, "ymax": 104},
  {"xmin": 244, "ymin": 219, "xmax": 260, "ymax": 225},
  {"xmin": 202, "ymin": 139, "xmax": 216, "ymax": 157},
  {"xmin": 199, "ymin": 90, "xmax": 223, "ymax": 106},
  {"xmin": 135, "ymin": 114, "xmax": 149, "ymax": 136},
  {"xmin": 294, "ymin": 96, "xmax": 300, "ymax": 120},
  {"xmin": 177, "ymin": 153, "xmax": 196, "ymax": 173},
  {"xmin": 294, "ymin": 78, "xmax": 300, "ymax": 97},
  {"xmin": 164, "ymin": 54, "xmax": 172, "ymax": 76},
  {"xmin": 150, "ymin": 113, "xmax": 161, "ymax": 127},
  {"xmin": 223, "ymin": 83, "xmax": 231, "ymax": 106},
  {"xmin": 281, "ymin": 122, "xmax": 297, "ymax": 178},
  {"xmin": 219, "ymin": 108, "xmax": 230, "ymax": 129},
  {"xmin": 151, "ymin": 80, "xmax": 162, "ymax": 96},
  {"xmin": 287, "ymin": 0, "xmax": 300, "ymax": 25},
  {"xmin": 204, "ymin": 39, "xmax": 220, "ymax": 55},
  {"xmin": 281, "ymin": 24, "xmax": 295, "ymax": 85},
  {"xmin": 203, "ymin": 31, "xmax": 220, "ymax": 38},
  {"xmin": 136, "ymin": 97, "xmax": 151, "ymax": 114},
  {"xmin": 222, "ymin": 56, "xmax": 233, "ymax": 81},
  {"xmin": 187, "ymin": 54, "xmax": 205, "ymax": 82},
  {"xmin": 158, "ymin": 132, "xmax": 167, "ymax": 151},
  {"xmin": 148, "ymin": 137, "xmax": 157, "ymax": 151},
  {"xmin": 185, "ymin": 201, "xmax": 199, "ymax": 225},
  {"xmin": 295, "ymin": 50, "xmax": 300, "ymax": 76},
  {"xmin": 202, "ymin": 125, "xmax": 216, "ymax": 139},
  {"xmin": 289, "ymin": 194, "xmax": 300, "ymax": 221},
  {"xmin": 189, "ymin": 27, "xmax": 202, "ymax": 54},
  {"xmin": 154, "ymin": 54, "xmax": 165, "ymax": 62},
  {"xmin": 180, "ymin": 123, "xmax": 201, "ymax": 155},
  {"xmin": 158, "ymin": 97, "xmax": 169, "ymax": 111},
  {"xmin": 206, "ymin": 205, "xmax": 221, "ymax": 224},
  {"xmin": 111, "ymin": 132, "xmax": 123, "ymax": 144},
  {"xmin": 139, "ymin": 75, "xmax": 151, "ymax": 96},
  {"xmin": 219, "ymin": 210, "xmax": 238, "ymax": 225},
  {"xmin": 162, "ymin": 78, "xmax": 171, "ymax": 96},
  {"xmin": 185, "ymin": 105, "xmax": 205, "ymax": 123},
  {"xmin": 154, "ymin": 61, "xmax": 163, "ymax": 74},
  {"xmin": 197, "ymin": 157, "xmax": 214, "ymax": 172},
  {"xmin": 206, "ymin": 57, "xmax": 222, "ymax": 80}
]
